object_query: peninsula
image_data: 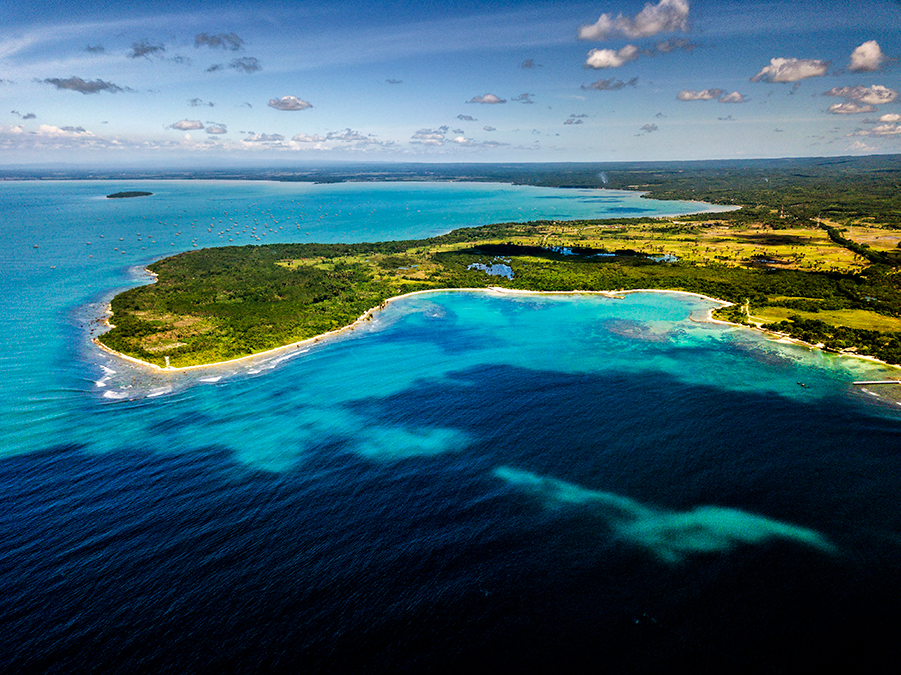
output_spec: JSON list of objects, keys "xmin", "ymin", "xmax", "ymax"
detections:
[{"xmin": 97, "ymin": 158, "xmax": 901, "ymax": 369}]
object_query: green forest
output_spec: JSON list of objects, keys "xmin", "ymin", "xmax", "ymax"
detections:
[{"xmin": 98, "ymin": 156, "xmax": 901, "ymax": 368}]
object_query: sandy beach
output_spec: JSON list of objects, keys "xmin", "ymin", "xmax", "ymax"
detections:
[{"xmin": 93, "ymin": 285, "xmax": 901, "ymax": 375}]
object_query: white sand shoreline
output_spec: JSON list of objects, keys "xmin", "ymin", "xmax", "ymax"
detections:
[{"xmin": 93, "ymin": 285, "xmax": 901, "ymax": 375}]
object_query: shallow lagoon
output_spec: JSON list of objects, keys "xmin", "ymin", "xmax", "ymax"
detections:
[{"xmin": 1, "ymin": 180, "xmax": 899, "ymax": 672}]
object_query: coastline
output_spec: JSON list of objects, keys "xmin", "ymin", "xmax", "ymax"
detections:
[
  {"xmin": 94, "ymin": 284, "xmax": 901, "ymax": 376},
  {"xmin": 94, "ymin": 286, "xmax": 728, "ymax": 373}
]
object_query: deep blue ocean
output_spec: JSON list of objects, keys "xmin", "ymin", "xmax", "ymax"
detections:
[{"xmin": 1, "ymin": 180, "xmax": 900, "ymax": 673}]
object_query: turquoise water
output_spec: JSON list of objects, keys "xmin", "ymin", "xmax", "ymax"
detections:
[{"xmin": 1, "ymin": 180, "xmax": 900, "ymax": 672}]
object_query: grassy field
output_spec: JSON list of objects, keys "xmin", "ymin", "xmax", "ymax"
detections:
[
  {"xmin": 750, "ymin": 307, "xmax": 901, "ymax": 332},
  {"xmin": 97, "ymin": 205, "xmax": 901, "ymax": 368}
]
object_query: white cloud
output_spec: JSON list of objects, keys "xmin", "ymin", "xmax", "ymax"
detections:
[
  {"xmin": 828, "ymin": 101, "xmax": 876, "ymax": 114},
  {"xmin": 169, "ymin": 119, "xmax": 204, "ymax": 131},
  {"xmin": 205, "ymin": 124, "xmax": 227, "ymax": 135},
  {"xmin": 243, "ymin": 133, "xmax": 285, "ymax": 143},
  {"xmin": 878, "ymin": 113, "xmax": 901, "ymax": 123},
  {"xmin": 825, "ymin": 85, "xmax": 898, "ymax": 106},
  {"xmin": 326, "ymin": 128, "xmax": 369, "ymax": 142},
  {"xmin": 870, "ymin": 123, "xmax": 901, "ymax": 136},
  {"xmin": 585, "ymin": 44, "xmax": 639, "ymax": 69},
  {"xmin": 268, "ymin": 96, "xmax": 313, "ymax": 111},
  {"xmin": 849, "ymin": 140, "xmax": 876, "ymax": 152},
  {"xmin": 677, "ymin": 88, "xmax": 723, "ymax": 101},
  {"xmin": 467, "ymin": 93, "xmax": 506, "ymax": 104},
  {"xmin": 751, "ymin": 58, "xmax": 830, "ymax": 83},
  {"xmin": 718, "ymin": 91, "xmax": 748, "ymax": 104},
  {"xmin": 483, "ymin": 126, "xmax": 496, "ymax": 132},
  {"xmin": 849, "ymin": 40, "xmax": 886, "ymax": 72},
  {"xmin": 291, "ymin": 132, "xmax": 326, "ymax": 142},
  {"xmin": 411, "ymin": 127, "xmax": 449, "ymax": 145},
  {"xmin": 579, "ymin": 0, "xmax": 689, "ymax": 40},
  {"xmin": 37, "ymin": 124, "xmax": 94, "ymax": 138}
]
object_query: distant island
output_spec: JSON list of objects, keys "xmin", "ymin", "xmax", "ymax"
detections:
[
  {"xmin": 96, "ymin": 157, "xmax": 901, "ymax": 369},
  {"xmin": 106, "ymin": 191, "xmax": 153, "ymax": 199}
]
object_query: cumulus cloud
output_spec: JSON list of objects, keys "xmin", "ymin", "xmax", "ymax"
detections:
[
  {"xmin": 828, "ymin": 101, "xmax": 876, "ymax": 114},
  {"xmin": 230, "ymin": 57, "xmax": 261, "ymax": 73},
  {"xmin": 849, "ymin": 140, "xmax": 876, "ymax": 152},
  {"xmin": 11, "ymin": 110, "xmax": 36, "ymax": 119},
  {"xmin": 456, "ymin": 114, "xmax": 476, "ymax": 121},
  {"xmin": 849, "ymin": 40, "xmax": 887, "ymax": 72},
  {"xmin": 411, "ymin": 126, "xmax": 449, "ymax": 144},
  {"xmin": 871, "ymin": 124, "xmax": 901, "ymax": 136},
  {"xmin": 751, "ymin": 58, "xmax": 830, "ymax": 83},
  {"xmin": 37, "ymin": 124, "xmax": 94, "ymax": 137},
  {"xmin": 718, "ymin": 91, "xmax": 748, "ymax": 103},
  {"xmin": 579, "ymin": 0, "xmax": 689, "ymax": 40},
  {"xmin": 169, "ymin": 119, "xmax": 204, "ymax": 131},
  {"xmin": 41, "ymin": 76, "xmax": 125, "ymax": 94},
  {"xmin": 483, "ymin": 125, "xmax": 496, "ymax": 131},
  {"xmin": 852, "ymin": 123, "xmax": 901, "ymax": 137},
  {"xmin": 205, "ymin": 123, "xmax": 227, "ymax": 134},
  {"xmin": 452, "ymin": 128, "xmax": 464, "ymax": 134},
  {"xmin": 824, "ymin": 85, "xmax": 898, "ymax": 106},
  {"xmin": 128, "ymin": 40, "xmax": 165, "ymax": 59},
  {"xmin": 582, "ymin": 76, "xmax": 638, "ymax": 91},
  {"xmin": 291, "ymin": 132, "xmax": 326, "ymax": 143},
  {"xmin": 877, "ymin": 113, "xmax": 901, "ymax": 123},
  {"xmin": 512, "ymin": 92, "xmax": 535, "ymax": 104},
  {"xmin": 268, "ymin": 96, "xmax": 313, "ymax": 111},
  {"xmin": 327, "ymin": 128, "xmax": 369, "ymax": 142},
  {"xmin": 195, "ymin": 33, "xmax": 244, "ymax": 51},
  {"xmin": 677, "ymin": 88, "xmax": 723, "ymax": 100},
  {"xmin": 451, "ymin": 136, "xmax": 507, "ymax": 148},
  {"xmin": 468, "ymin": 93, "xmax": 506, "ymax": 104},
  {"xmin": 520, "ymin": 59, "xmax": 542, "ymax": 69},
  {"xmin": 585, "ymin": 44, "xmax": 640, "ymax": 69},
  {"xmin": 244, "ymin": 132, "xmax": 284, "ymax": 143}
]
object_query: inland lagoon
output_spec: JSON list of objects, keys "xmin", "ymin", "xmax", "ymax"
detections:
[{"xmin": 1, "ymin": 180, "xmax": 900, "ymax": 672}]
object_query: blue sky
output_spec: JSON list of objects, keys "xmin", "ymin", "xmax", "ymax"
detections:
[{"xmin": 1, "ymin": 0, "xmax": 899, "ymax": 165}]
